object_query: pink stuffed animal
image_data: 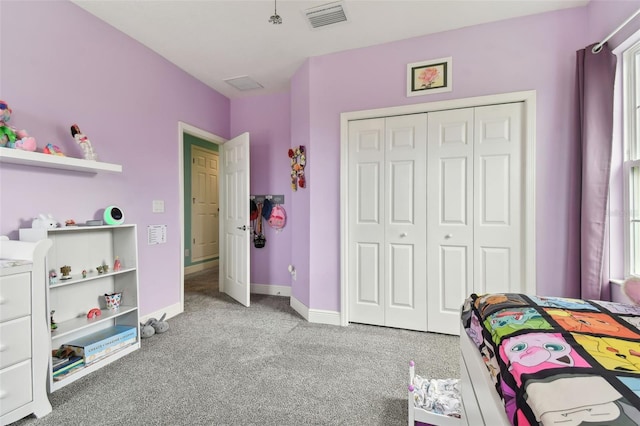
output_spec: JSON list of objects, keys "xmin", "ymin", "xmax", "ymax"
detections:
[{"xmin": 623, "ymin": 277, "xmax": 640, "ymax": 305}]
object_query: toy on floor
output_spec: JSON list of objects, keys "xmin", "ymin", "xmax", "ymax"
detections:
[
  {"xmin": 140, "ymin": 313, "xmax": 169, "ymax": 339},
  {"xmin": 150, "ymin": 313, "xmax": 169, "ymax": 334},
  {"xmin": 70, "ymin": 123, "xmax": 97, "ymax": 161},
  {"xmin": 140, "ymin": 319, "xmax": 156, "ymax": 338}
]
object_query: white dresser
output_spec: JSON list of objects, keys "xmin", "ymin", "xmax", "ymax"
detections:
[{"xmin": 0, "ymin": 236, "xmax": 52, "ymax": 425}]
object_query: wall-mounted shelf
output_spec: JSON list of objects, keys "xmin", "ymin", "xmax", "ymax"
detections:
[{"xmin": 0, "ymin": 148, "xmax": 122, "ymax": 173}]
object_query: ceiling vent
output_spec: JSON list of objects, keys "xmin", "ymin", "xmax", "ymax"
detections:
[
  {"xmin": 304, "ymin": 1, "xmax": 348, "ymax": 29},
  {"xmin": 223, "ymin": 76, "xmax": 264, "ymax": 91}
]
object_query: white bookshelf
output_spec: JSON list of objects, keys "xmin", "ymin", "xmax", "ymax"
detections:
[
  {"xmin": 0, "ymin": 148, "xmax": 122, "ymax": 173},
  {"xmin": 19, "ymin": 224, "xmax": 140, "ymax": 392}
]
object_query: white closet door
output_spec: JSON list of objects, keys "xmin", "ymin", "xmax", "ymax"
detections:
[
  {"xmin": 427, "ymin": 108, "xmax": 474, "ymax": 335},
  {"xmin": 348, "ymin": 118, "xmax": 386, "ymax": 326},
  {"xmin": 474, "ymin": 103, "xmax": 523, "ymax": 294},
  {"xmin": 347, "ymin": 115, "xmax": 427, "ymax": 331},
  {"xmin": 384, "ymin": 114, "xmax": 427, "ymax": 331}
]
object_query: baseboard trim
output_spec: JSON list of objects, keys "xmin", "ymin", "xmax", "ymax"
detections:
[
  {"xmin": 251, "ymin": 283, "xmax": 291, "ymax": 297},
  {"xmin": 290, "ymin": 296, "xmax": 309, "ymax": 321},
  {"xmin": 140, "ymin": 302, "xmax": 183, "ymax": 324},
  {"xmin": 184, "ymin": 259, "xmax": 218, "ymax": 275},
  {"xmin": 308, "ymin": 308, "xmax": 341, "ymax": 326},
  {"xmin": 289, "ymin": 296, "xmax": 341, "ymax": 326}
]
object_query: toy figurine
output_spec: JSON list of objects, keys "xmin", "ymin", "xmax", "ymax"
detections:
[
  {"xmin": 113, "ymin": 256, "xmax": 121, "ymax": 272},
  {"xmin": 50, "ymin": 310, "xmax": 57, "ymax": 331},
  {"xmin": 60, "ymin": 265, "xmax": 71, "ymax": 280},
  {"xmin": 70, "ymin": 124, "xmax": 97, "ymax": 161},
  {"xmin": 96, "ymin": 265, "xmax": 104, "ymax": 274},
  {"xmin": 49, "ymin": 270, "xmax": 58, "ymax": 285},
  {"xmin": 82, "ymin": 270, "xmax": 87, "ymax": 278}
]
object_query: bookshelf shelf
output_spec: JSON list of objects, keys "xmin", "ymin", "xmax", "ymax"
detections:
[
  {"xmin": 49, "ymin": 343, "xmax": 139, "ymax": 392},
  {"xmin": 49, "ymin": 267, "xmax": 136, "ymax": 289},
  {"xmin": 50, "ymin": 305, "xmax": 138, "ymax": 340},
  {"xmin": 20, "ymin": 224, "xmax": 140, "ymax": 392}
]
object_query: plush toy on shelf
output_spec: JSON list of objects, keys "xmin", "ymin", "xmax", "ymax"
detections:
[
  {"xmin": 0, "ymin": 100, "xmax": 36, "ymax": 150},
  {"xmin": 70, "ymin": 123, "xmax": 97, "ymax": 161},
  {"xmin": 43, "ymin": 143, "xmax": 65, "ymax": 156}
]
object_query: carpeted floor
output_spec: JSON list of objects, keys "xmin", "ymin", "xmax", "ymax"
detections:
[{"xmin": 13, "ymin": 268, "xmax": 459, "ymax": 425}]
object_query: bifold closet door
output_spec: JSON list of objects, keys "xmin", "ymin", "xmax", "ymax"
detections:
[
  {"xmin": 348, "ymin": 114, "xmax": 427, "ymax": 332},
  {"xmin": 427, "ymin": 103, "xmax": 523, "ymax": 335}
]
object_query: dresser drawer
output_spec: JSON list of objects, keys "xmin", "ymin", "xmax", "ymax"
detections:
[
  {"xmin": 0, "ymin": 316, "xmax": 31, "ymax": 370},
  {"xmin": 0, "ymin": 272, "xmax": 31, "ymax": 322},
  {"xmin": 0, "ymin": 359, "xmax": 32, "ymax": 416}
]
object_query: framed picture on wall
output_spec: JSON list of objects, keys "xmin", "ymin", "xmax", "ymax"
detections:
[{"xmin": 406, "ymin": 56, "xmax": 452, "ymax": 97}]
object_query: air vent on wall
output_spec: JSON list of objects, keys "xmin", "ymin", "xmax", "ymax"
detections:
[
  {"xmin": 304, "ymin": 1, "xmax": 348, "ymax": 29},
  {"xmin": 223, "ymin": 75, "xmax": 264, "ymax": 91}
]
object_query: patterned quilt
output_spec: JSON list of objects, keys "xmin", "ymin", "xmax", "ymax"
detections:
[{"xmin": 461, "ymin": 293, "xmax": 640, "ymax": 425}]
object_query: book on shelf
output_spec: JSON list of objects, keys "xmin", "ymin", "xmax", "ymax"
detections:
[
  {"xmin": 52, "ymin": 362, "xmax": 85, "ymax": 381},
  {"xmin": 52, "ymin": 357, "xmax": 84, "ymax": 376},
  {"xmin": 62, "ymin": 325, "xmax": 137, "ymax": 365},
  {"xmin": 52, "ymin": 355, "xmax": 82, "ymax": 373},
  {"xmin": 52, "ymin": 356, "xmax": 70, "ymax": 368}
]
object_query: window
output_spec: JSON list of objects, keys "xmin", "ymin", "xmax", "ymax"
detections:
[{"xmin": 623, "ymin": 41, "xmax": 640, "ymax": 277}]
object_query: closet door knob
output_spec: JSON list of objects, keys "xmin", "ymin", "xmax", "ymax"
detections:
[
  {"xmin": 445, "ymin": 234, "xmax": 453, "ymax": 239},
  {"xmin": 400, "ymin": 232, "xmax": 408, "ymax": 237},
  {"xmin": 237, "ymin": 225, "xmax": 247, "ymax": 231}
]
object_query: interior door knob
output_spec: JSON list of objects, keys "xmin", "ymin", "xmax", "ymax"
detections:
[
  {"xmin": 445, "ymin": 234, "xmax": 453, "ymax": 239},
  {"xmin": 400, "ymin": 232, "xmax": 408, "ymax": 237},
  {"xmin": 237, "ymin": 225, "xmax": 247, "ymax": 231}
]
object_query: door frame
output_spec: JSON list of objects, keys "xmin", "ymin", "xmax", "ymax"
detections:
[
  {"xmin": 339, "ymin": 90, "xmax": 537, "ymax": 327},
  {"xmin": 178, "ymin": 121, "xmax": 226, "ymax": 313}
]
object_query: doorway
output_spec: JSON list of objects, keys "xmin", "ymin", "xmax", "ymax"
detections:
[{"xmin": 179, "ymin": 122, "xmax": 225, "ymax": 313}]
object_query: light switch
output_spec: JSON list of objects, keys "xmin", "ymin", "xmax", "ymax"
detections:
[{"xmin": 152, "ymin": 200, "xmax": 165, "ymax": 213}]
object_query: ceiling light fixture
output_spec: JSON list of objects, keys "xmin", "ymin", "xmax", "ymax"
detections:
[{"xmin": 268, "ymin": 0, "xmax": 282, "ymax": 25}]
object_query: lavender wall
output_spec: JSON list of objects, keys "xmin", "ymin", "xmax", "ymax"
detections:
[
  {"xmin": 294, "ymin": 7, "xmax": 595, "ymax": 311},
  {"xmin": 230, "ymin": 93, "xmax": 292, "ymax": 287},
  {"xmin": 289, "ymin": 60, "xmax": 312, "ymax": 306},
  {"xmin": 0, "ymin": 1, "xmax": 230, "ymax": 315}
]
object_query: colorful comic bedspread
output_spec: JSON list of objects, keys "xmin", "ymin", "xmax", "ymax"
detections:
[{"xmin": 461, "ymin": 293, "xmax": 640, "ymax": 425}]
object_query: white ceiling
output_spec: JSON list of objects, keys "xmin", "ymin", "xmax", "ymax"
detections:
[{"xmin": 72, "ymin": 0, "xmax": 589, "ymax": 99}]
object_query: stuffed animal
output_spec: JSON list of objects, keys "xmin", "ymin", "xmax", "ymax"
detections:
[
  {"xmin": 32, "ymin": 213, "xmax": 59, "ymax": 229},
  {"xmin": 623, "ymin": 277, "xmax": 640, "ymax": 305},
  {"xmin": 140, "ymin": 319, "xmax": 155, "ymax": 338},
  {"xmin": 149, "ymin": 313, "xmax": 169, "ymax": 334},
  {"xmin": 0, "ymin": 100, "xmax": 36, "ymax": 150},
  {"xmin": 43, "ymin": 143, "xmax": 65, "ymax": 156},
  {"xmin": 0, "ymin": 100, "xmax": 16, "ymax": 147}
]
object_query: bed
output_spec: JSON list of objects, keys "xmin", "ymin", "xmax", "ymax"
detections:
[{"xmin": 409, "ymin": 293, "xmax": 640, "ymax": 425}]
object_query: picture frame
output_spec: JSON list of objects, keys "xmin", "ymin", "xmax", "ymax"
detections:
[{"xmin": 406, "ymin": 56, "xmax": 452, "ymax": 97}]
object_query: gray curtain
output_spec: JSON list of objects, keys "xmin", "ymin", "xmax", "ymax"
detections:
[{"xmin": 576, "ymin": 42, "xmax": 616, "ymax": 300}]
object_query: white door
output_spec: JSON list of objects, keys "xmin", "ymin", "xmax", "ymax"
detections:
[
  {"xmin": 427, "ymin": 103, "xmax": 523, "ymax": 335},
  {"xmin": 191, "ymin": 146, "xmax": 219, "ymax": 261},
  {"xmin": 347, "ymin": 115, "xmax": 427, "ymax": 331},
  {"xmin": 427, "ymin": 108, "xmax": 474, "ymax": 335},
  {"xmin": 220, "ymin": 132, "xmax": 250, "ymax": 307},
  {"xmin": 348, "ymin": 118, "xmax": 385, "ymax": 326},
  {"xmin": 474, "ymin": 103, "xmax": 522, "ymax": 294}
]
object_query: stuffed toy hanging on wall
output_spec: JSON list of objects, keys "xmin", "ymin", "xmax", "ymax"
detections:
[{"xmin": 289, "ymin": 145, "xmax": 306, "ymax": 191}]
